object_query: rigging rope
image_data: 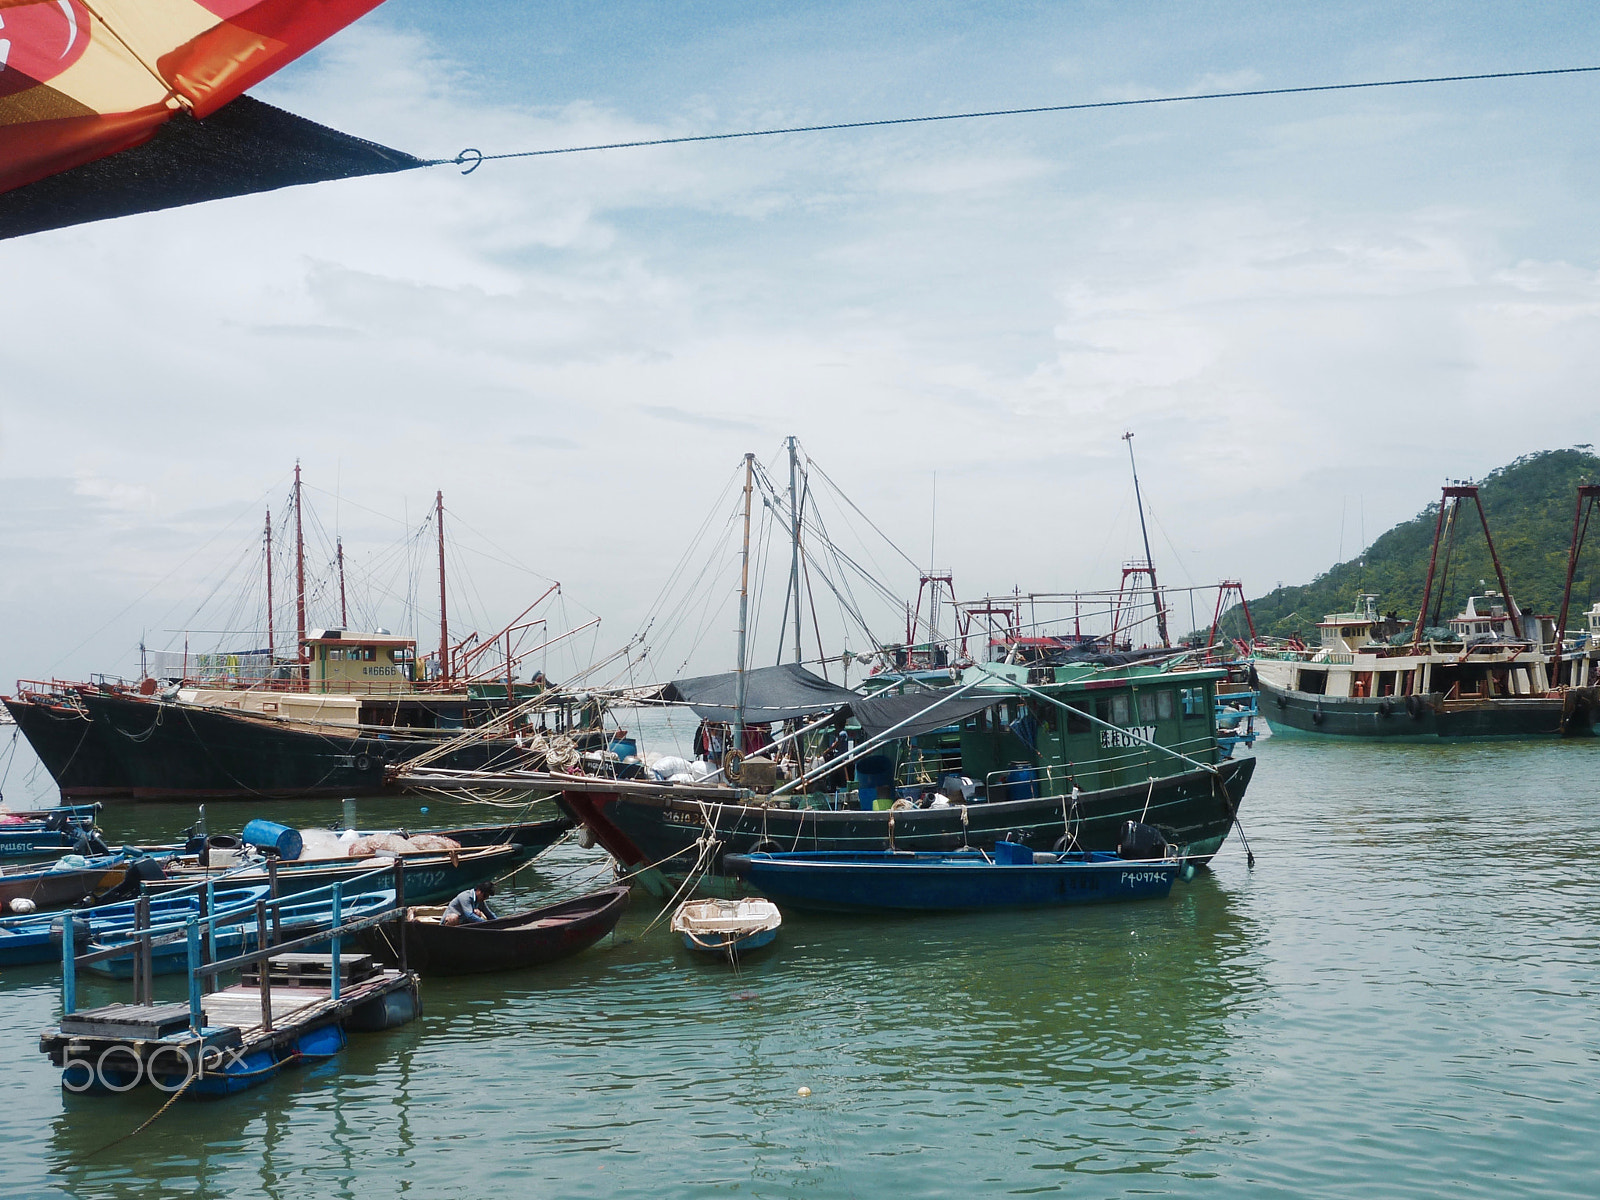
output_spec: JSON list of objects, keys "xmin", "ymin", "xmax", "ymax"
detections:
[{"xmin": 447, "ymin": 66, "xmax": 1600, "ymax": 170}]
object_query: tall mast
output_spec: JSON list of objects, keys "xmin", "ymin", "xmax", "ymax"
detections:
[
  {"xmin": 293, "ymin": 463, "xmax": 307, "ymax": 668},
  {"xmin": 436, "ymin": 490, "xmax": 448, "ymax": 684},
  {"xmin": 337, "ymin": 537, "xmax": 348, "ymax": 628},
  {"xmin": 264, "ymin": 509, "xmax": 274, "ymax": 665},
  {"xmin": 1122, "ymin": 432, "xmax": 1170, "ymax": 647},
  {"xmin": 787, "ymin": 437, "xmax": 803, "ymax": 665},
  {"xmin": 734, "ymin": 452, "xmax": 755, "ymax": 752}
]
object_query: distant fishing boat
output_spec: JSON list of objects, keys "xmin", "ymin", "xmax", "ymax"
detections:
[
  {"xmin": 724, "ymin": 837, "xmax": 1179, "ymax": 912},
  {"xmin": 671, "ymin": 898, "xmax": 781, "ymax": 958},
  {"xmin": 376, "ymin": 886, "xmax": 630, "ymax": 976},
  {"xmin": 1253, "ymin": 483, "xmax": 1600, "ymax": 740}
]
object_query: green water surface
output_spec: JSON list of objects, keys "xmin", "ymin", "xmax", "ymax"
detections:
[{"xmin": 2, "ymin": 734, "xmax": 1598, "ymax": 1198}]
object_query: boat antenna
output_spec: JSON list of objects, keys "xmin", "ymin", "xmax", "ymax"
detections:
[
  {"xmin": 788, "ymin": 436, "xmax": 803, "ymax": 665},
  {"xmin": 294, "ymin": 462, "xmax": 307, "ymax": 675},
  {"xmin": 735, "ymin": 452, "xmax": 755, "ymax": 752},
  {"xmin": 1122, "ymin": 432, "xmax": 1170, "ymax": 647},
  {"xmin": 264, "ymin": 508, "xmax": 275, "ymax": 666},
  {"xmin": 436, "ymin": 490, "xmax": 449, "ymax": 684}
]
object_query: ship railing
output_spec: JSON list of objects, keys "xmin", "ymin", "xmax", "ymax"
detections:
[{"xmin": 60, "ymin": 860, "xmax": 408, "ymax": 1036}]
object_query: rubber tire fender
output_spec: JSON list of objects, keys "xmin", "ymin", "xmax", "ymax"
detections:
[
  {"xmin": 1376, "ymin": 700, "xmax": 1393, "ymax": 717},
  {"xmin": 1405, "ymin": 694, "xmax": 1425, "ymax": 720},
  {"xmin": 1311, "ymin": 705, "xmax": 1325, "ymax": 725},
  {"xmin": 354, "ymin": 753, "xmax": 373, "ymax": 772},
  {"xmin": 1275, "ymin": 693, "xmax": 1288, "ymax": 710}
]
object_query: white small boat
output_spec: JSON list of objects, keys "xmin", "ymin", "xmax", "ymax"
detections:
[{"xmin": 670, "ymin": 898, "xmax": 781, "ymax": 958}]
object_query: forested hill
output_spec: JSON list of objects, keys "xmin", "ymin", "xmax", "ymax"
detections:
[{"xmin": 1235, "ymin": 448, "xmax": 1600, "ymax": 642}]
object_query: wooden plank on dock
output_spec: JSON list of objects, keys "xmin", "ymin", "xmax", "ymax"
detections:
[
  {"xmin": 60, "ymin": 1002, "xmax": 197, "ymax": 1039},
  {"xmin": 202, "ymin": 985, "xmax": 326, "ymax": 1035}
]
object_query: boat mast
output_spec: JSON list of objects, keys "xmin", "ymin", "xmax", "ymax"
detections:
[
  {"xmin": 787, "ymin": 437, "xmax": 803, "ymax": 665},
  {"xmin": 293, "ymin": 463, "xmax": 307, "ymax": 674},
  {"xmin": 264, "ymin": 509, "xmax": 275, "ymax": 666},
  {"xmin": 735, "ymin": 452, "xmax": 755, "ymax": 753},
  {"xmin": 337, "ymin": 536, "xmax": 348, "ymax": 628},
  {"xmin": 1122, "ymin": 432, "xmax": 1170, "ymax": 647},
  {"xmin": 1553, "ymin": 484, "xmax": 1600, "ymax": 675},
  {"xmin": 436, "ymin": 490, "xmax": 449, "ymax": 684}
]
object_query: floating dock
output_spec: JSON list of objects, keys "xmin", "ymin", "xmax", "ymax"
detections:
[{"xmin": 38, "ymin": 863, "xmax": 422, "ymax": 1098}]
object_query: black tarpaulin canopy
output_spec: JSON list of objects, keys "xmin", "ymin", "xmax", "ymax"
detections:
[
  {"xmin": 661, "ymin": 663, "xmax": 860, "ymax": 723},
  {"xmin": 845, "ymin": 689, "xmax": 1002, "ymax": 742},
  {"xmin": 0, "ymin": 96, "xmax": 429, "ymax": 241}
]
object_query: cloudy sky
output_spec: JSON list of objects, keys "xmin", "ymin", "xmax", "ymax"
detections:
[{"xmin": 4, "ymin": 1, "xmax": 1600, "ymax": 709}]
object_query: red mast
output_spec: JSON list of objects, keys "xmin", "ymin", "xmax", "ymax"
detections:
[
  {"xmin": 436, "ymin": 490, "xmax": 448, "ymax": 683},
  {"xmin": 264, "ymin": 509, "xmax": 274, "ymax": 665},
  {"xmin": 293, "ymin": 462, "xmax": 307, "ymax": 670}
]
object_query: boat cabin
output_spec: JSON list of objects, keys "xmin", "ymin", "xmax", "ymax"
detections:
[
  {"xmin": 948, "ymin": 663, "xmax": 1222, "ymax": 796},
  {"xmin": 301, "ymin": 630, "xmax": 414, "ymax": 696},
  {"xmin": 1316, "ymin": 594, "xmax": 1382, "ymax": 653}
]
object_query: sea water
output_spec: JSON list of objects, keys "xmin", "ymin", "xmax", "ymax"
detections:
[{"xmin": 1, "ymin": 729, "xmax": 1598, "ymax": 1198}]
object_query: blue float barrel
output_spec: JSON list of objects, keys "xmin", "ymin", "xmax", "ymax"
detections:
[
  {"xmin": 240, "ymin": 819, "xmax": 303, "ymax": 861},
  {"xmin": 856, "ymin": 755, "xmax": 893, "ymax": 789}
]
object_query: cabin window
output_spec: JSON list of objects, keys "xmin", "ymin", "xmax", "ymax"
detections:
[
  {"xmin": 1111, "ymin": 694, "xmax": 1130, "ymax": 725},
  {"xmin": 1154, "ymin": 690, "xmax": 1174, "ymax": 721},
  {"xmin": 1094, "ymin": 696, "xmax": 1112, "ymax": 724},
  {"xmin": 1063, "ymin": 702, "xmax": 1091, "ymax": 734},
  {"xmin": 327, "ymin": 648, "xmax": 344, "ymax": 661},
  {"xmin": 1180, "ymin": 687, "xmax": 1205, "ymax": 717}
]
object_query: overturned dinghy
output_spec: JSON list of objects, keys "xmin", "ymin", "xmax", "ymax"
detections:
[{"xmin": 670, "ymin": 898, "xmax": 781, "ymax": 960}]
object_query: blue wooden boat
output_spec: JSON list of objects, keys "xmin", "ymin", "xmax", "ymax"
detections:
[
  {"xmin": 0, "ymin": 804, "xmax": 104, "ymax": 860},
  {"xmin": 670, "ymin": 898, "xmax": 781, "ymax": 958},
  {"xmin": 722, "ymin": 841, "xmax": 1179, "ymax": 912},
  {"xmin": 0, "ymin": 884, "xmax": 270, "ymax": 967},
  {"xmin": 85, "ymin": 888, "xmax": 396, "ymax": 977}
]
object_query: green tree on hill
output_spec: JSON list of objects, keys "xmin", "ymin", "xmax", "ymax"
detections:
[{"xmin": 1227, "ymin": 448, "xmax": 1600, "ymax": 643}]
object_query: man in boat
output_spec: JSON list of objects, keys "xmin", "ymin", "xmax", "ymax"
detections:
[{"xmin": 440, "ymin": 880, "xmax": 496, "ymax": 926}]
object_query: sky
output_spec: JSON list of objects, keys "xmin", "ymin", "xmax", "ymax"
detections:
[{"xmin": 4, "ymin": 1, "xmax": 1600, "ymax": 707}]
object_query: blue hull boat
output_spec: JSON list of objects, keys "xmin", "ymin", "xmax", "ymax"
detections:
[
  {"xmin": 0, "ymin": 885, "xmax": 271, "ymax": 967},
  {"xmin": 0, "ymin": 805, "xmax": 104, "ymax": 860},
  {"xmin": 85, "ymin": 889, "xmax": 397, "ymax": 978},
  {"xmin": 722, "ymin": 842, "xmax": 1179, "ymax": 912}
]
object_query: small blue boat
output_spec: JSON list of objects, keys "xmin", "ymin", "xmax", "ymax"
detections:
[
  {"xmin": 84, "ymin": 889, "xmax": 397, "ymax": 978},
  {"xmin": 670, "ymin": 898, "xmax": 781, "ymax": 958},
  {"xmin": 0, "ymin": 884, "xmax": 271, "ymax": 967},
  {"xmin": 723, "ymin": 841, "xmax": 1179, "ymax": 912},
  {"xmin": 0, "ymin": 804, "xmax": 103, "ymax": 860}
]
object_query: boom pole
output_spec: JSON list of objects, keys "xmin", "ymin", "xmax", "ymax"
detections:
[
  {"xmin": 337, "ymin": 537, "xmax": 348, "ymax": 628},
  {"xmin": 436, "ymin": 490, "xmax": 448, "ymax": 684},
  {"xmin": 293, "ymin": 463, "xmax": 306, "ymax": 672},
  {"xmin": 1122, "ymin": 432, "xmax": 1170, "ymax": 647},
  {"xmin": 264, "ymin": 510, "xmax": 274, "ymax": 666},
  {"xmin": 734, "ymin": 452, "xmax": 755, "ymax": 753},
  {"xmin": 788, "ymin": 436, "xmax": 803, "ymax": 666}
]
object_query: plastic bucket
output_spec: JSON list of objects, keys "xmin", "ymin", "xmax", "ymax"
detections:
[
  {"xmin": 857, "ymin": 755, "xmax": 893, "ymax": 789},
  {"xmin": 241, "ymin": 819, "xmax": 304, "ymax": 861}
]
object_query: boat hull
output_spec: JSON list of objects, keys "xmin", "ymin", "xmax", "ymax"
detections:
[
  {"xmin": 725, "ymin": 850, "xmax": 1177, "ymax": 912},
  {"xmin": 70, "ymin": 691, "xmax": 543, "ymax": 802},
  {"xmin": 372, "ymin": 886, "xmax": 630, "ymax": 975},
  {"xmin": 559, "ymin": 756, "xmax": 1253, "ymax": 897},
  {"xmin": 1257, "ymin": 679, "xmax": 1585, "ymax": 740},
  {"xmin": 146, "ymin": 845, "xmax": 522, "ymax": 905},
  {"xmin": 2, "ymin": 695, "xmax": 133, "ymax": 799}
]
